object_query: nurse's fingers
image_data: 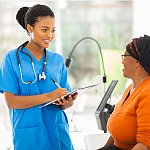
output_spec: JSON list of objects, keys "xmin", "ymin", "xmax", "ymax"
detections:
[
  {"xmin": 49, "ymin": 88, "xmax": 69, "ymax": 100},
  {"xmin": 65, "ymin": 93, "xmax": 77, "ymax": 102},
  {"xmin": 58, "ymin": 96, "xmax": 69, "ymax": 105},
  {"xmin": 71, "ymin": 93, "xmax": 78, "ymax": 100},
  {"xmin": 65, "ymin": 95, "xmax": 72, "ymax": 102},
  {"xmin": 53, "ymin": 94, "xmax": 76, "ymax": 106},
  {"xmin": 56, "ymin": 88, "xmax": 69, "ymax": 96}
]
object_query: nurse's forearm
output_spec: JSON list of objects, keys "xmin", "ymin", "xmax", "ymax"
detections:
[
  {"xmin": 4, "ymin": 88, "xmax": 68, "ymax": 109},
  {"xmin": 4, "ymin": 92, "xmax": 52, "ymax": 109}
]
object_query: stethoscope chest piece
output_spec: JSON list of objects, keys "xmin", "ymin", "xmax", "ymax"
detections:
[{"xmin": 39, "ymin": 72, "xmax": 46, "ymax": 81}]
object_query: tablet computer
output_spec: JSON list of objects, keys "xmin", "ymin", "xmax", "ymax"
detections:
[
  {"xmin": 39, "ymin": 83, "xmax": 99, "ymax": 108},
  {"xmin": 95, "ymin": 80, "xmax": 118, "ymax": 132}
]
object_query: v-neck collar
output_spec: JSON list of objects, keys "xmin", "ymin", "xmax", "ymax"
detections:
[
  {"xmin": 120, "ymin": 77, "xmax": 150, "ymax": 107},
  {"xmin": 22, "ymin": 47, "xmax": 46, "ymax": 64}
]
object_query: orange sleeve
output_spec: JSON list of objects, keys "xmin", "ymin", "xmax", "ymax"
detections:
[{"xmin": 136, "ymin": 90, "xmax": 150, "ymax": 147}]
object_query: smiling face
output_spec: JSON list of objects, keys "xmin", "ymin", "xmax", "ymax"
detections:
[
  {"xmin": 27, "ymin": 16, "xmax": 55, "ymax": 49},
  {"xmin": 122, "ymin": 51, "xmax": 138, "ymax": 79}
]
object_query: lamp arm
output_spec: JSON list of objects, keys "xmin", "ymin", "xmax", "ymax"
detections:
[{"xmin": 66, "ymin": 37, "xmax": 106, "ymax": 80}]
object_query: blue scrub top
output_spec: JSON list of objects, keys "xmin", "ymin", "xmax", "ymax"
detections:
[{"xmin": 0, "ymin": 47, "xmax": 74, "ymax": 150}]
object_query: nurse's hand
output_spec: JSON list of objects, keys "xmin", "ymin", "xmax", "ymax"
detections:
[
  {"xmin": 48, "ymin": 88, "xmax": 69, "ymax": 100},
  {"xmin": 53, "ymin": 93, "xmax": 78, "ymax": 109}
]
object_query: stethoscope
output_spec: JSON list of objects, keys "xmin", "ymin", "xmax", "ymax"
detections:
[{"xmin": 16, "ymin": 41, "xmax": 47, "ymax": 84}]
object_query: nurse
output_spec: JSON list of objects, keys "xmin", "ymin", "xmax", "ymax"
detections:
[{"xmin": 0, "ymin": 4, "xmax": 77, "ymax": 150}]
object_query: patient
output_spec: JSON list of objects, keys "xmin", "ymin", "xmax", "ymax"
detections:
[{"xmin": 98, "ymin": 35, "xmax": 150, "ymax": 150}]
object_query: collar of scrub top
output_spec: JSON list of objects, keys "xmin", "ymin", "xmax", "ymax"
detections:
[{"xmin": 16, "ymin": 41, "xmax": 47, "ymax": 84}]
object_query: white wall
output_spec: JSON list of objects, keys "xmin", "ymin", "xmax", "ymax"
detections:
[{"xmin": 133, "ymin": 0, "xmax": 150, "ymax": 37}]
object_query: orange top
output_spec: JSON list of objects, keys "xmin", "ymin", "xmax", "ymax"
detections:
[{"xmin": 107, "ymin": 77, "xmax": 150, "ymax": 150}]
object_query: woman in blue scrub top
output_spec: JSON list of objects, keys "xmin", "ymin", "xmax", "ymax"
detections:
[{"xmin": 0, "ymin": 4, "xmax": 77, "ymax": 150}]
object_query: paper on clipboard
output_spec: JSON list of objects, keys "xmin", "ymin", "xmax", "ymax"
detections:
[
  {"xmin": 39, "ymin": 83, "xmax": 99, "ymax": 108},
  {"xmin": 77, "ymin": 83, "xmax": 99, "ymax": 93}
]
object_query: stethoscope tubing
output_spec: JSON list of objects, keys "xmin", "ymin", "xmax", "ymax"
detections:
[
  {"xmin": 16, "ymin": 41, "xmax": 47, "ymax": 84},
  {"xmin": 18, "ymin": 62, "xmax": 37, "ymax": 84}
]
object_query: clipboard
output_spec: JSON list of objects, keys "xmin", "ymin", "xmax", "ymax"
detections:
[{"xmin": 39, "ymin": 83, "xmax": 99, "ymax": 108}]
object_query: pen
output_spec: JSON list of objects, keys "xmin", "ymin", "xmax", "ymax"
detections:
[
  {"xmin": 50, "ymin": 77, "xmax": 61, "ymax": 88},
  {"xmin": 39, "ymin": 78, "xmax": 61, "ymax": 108}
]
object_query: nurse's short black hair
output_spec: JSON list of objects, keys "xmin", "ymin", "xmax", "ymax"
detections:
[{"xmin": 16, "ymin": 4, "xmax": 54, "ymax": 30}]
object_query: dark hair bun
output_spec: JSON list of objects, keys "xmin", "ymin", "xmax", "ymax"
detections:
[{"xmin": 16, "ymin": 7, "xmax": 29, "ymax": 29}]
